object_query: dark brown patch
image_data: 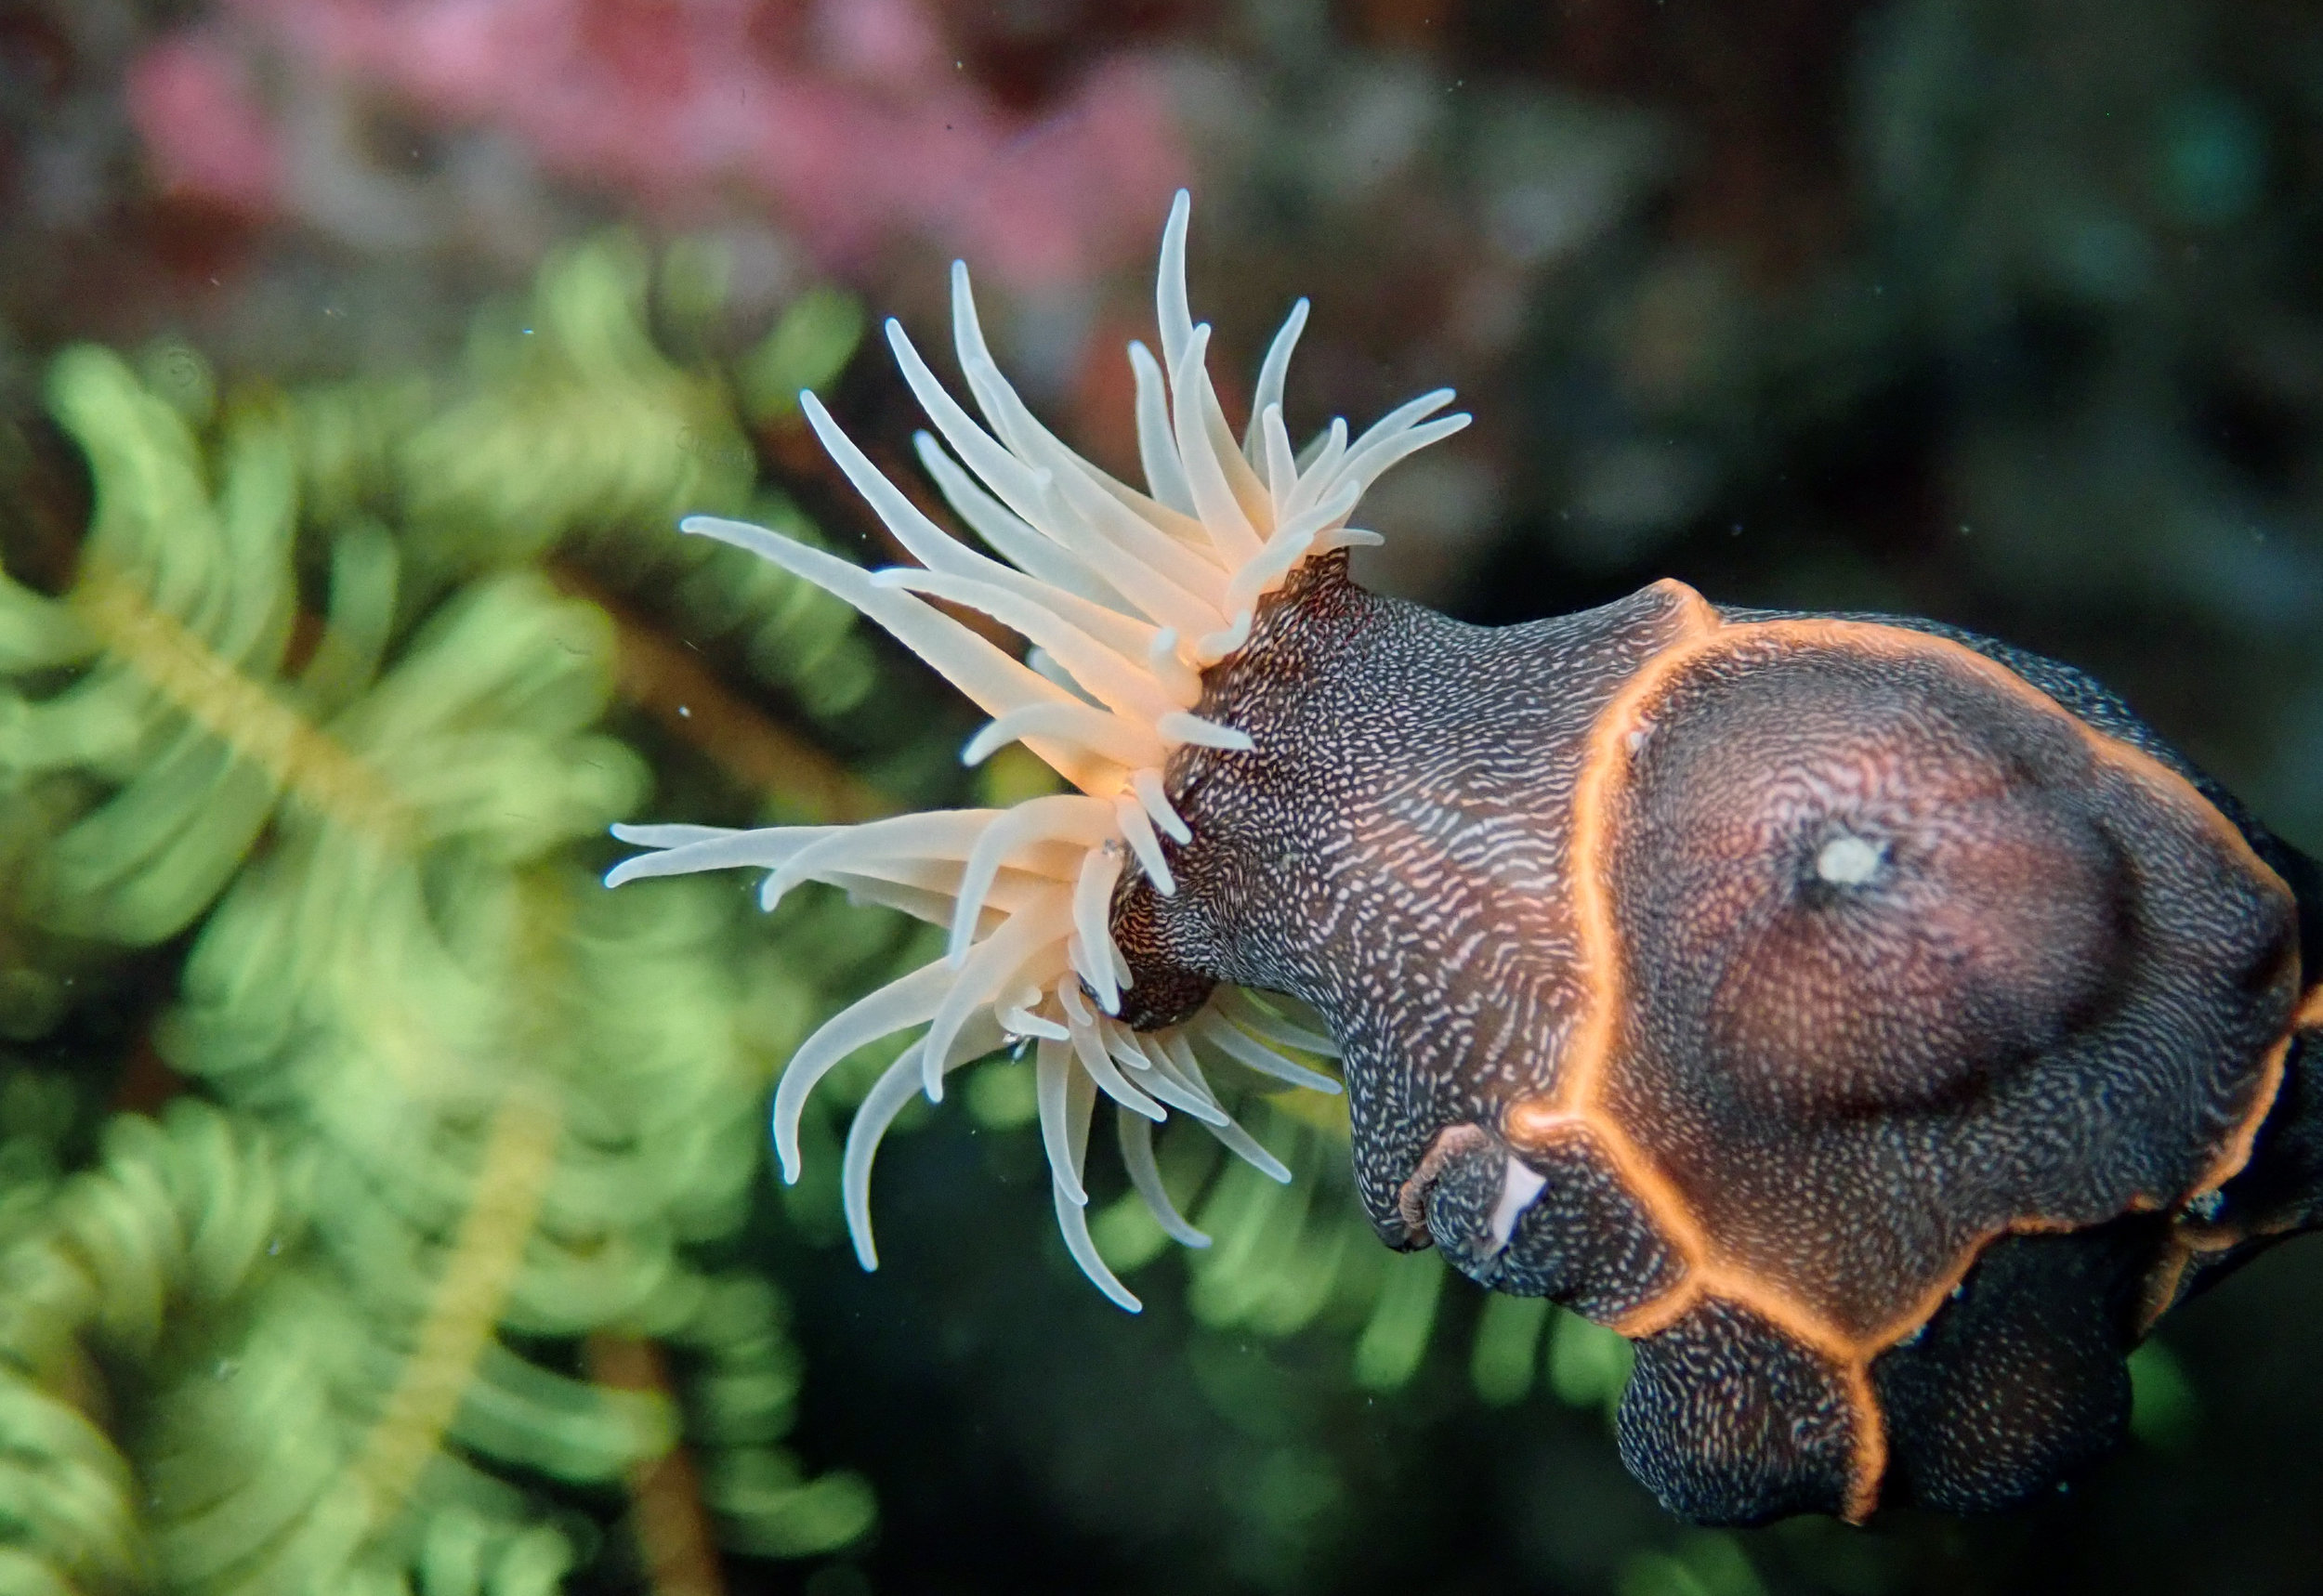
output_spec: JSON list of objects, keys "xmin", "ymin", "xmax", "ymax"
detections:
[
  {"xmin": 1617, "ymin": 1297, "xmax": 1865, "ymax": 1525},
  {"xmin": 1870, "ymin": 1218, "xmax": 2158, "ymax": 1514}
]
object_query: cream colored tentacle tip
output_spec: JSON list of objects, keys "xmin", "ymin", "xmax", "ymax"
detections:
[{"xmin": 605, "ymin": 189, "xmax": 1465, "ymax": 1311}]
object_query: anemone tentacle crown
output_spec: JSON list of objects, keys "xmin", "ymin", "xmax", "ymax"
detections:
[
  {"xmin": 612, "ymin": 194, "xmax": 2323, "ymax": 1527},
  {"xmin": 608, "ymin": 191, "xmax": 1468, "ymax": 1311}
]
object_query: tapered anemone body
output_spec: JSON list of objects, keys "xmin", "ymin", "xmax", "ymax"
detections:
[{"xmin": 1116, "ymin": 556, "xmax": 2322, "ymax": 1524}]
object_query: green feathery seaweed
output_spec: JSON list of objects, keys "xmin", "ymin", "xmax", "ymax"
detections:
[
  {"xmin": 7, "ymin": 347, "xmax": 299, "ymax": 952},
  {"xmin": 291, "ymin": 238, "xmax": 879, "ymax": 726},
  {"xmin": 0, "ymin": 237, "xmax": 905, "ymax": 1591},
  {"xmin": 398, "ymin": 234, "xmax": 755, "ymax": 577}
]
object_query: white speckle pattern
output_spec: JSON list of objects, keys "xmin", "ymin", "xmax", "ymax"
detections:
[{"xmin": 608, "ymin": 192, "xmax": 1469, "ymax": 1308}]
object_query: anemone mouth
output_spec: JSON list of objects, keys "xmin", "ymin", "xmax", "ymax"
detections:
[{"xmin": 607, "ymin": 190, "xmax": 1469, "ymax": 1309}]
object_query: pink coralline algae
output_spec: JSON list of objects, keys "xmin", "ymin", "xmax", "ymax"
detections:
[
  {"xmin": 126, "ymin": 33, "xmax": 283, "ymax": 217},
  {"xmin": 125, "ymin": 0, "xmax": 1191, "ymax": 290}
]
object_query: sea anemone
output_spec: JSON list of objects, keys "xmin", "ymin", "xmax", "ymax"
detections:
[
  {"xmin": 608, "ymin": 190, "xmax": 2323, "ymax": 1528},
  {"xmin": 607, "ymin": 191, "xmax": 1469, "ymax": 1310}
]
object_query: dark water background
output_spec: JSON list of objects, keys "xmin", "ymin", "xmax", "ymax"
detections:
[{"xmin": 3, "ymin": 2, "xmax": 2321, "ymax": 1593}]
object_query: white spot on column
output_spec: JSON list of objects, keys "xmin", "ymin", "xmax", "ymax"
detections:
[
  {"xmin": 1815, "ymin": 833, "xmax": 1883, "ymax": 886},
  {"xmin": 1487, "ymin": 1153, "xmax": 1549, "ymax": 1254}
]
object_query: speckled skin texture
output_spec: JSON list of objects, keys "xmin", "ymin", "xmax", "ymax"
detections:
[{"xmin": 1111, "ymin": 555, "xmax": 2323, "ymax": 1524}]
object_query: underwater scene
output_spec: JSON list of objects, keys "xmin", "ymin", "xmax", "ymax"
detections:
[{"xmin": 4, "ymin": 1, "xmax": 2323, "ymax": 1592}]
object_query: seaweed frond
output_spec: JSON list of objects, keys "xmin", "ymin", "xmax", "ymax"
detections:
[{"xmin": 0, "ymin": 246, "xmax": 901, "ymax": 1589}]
